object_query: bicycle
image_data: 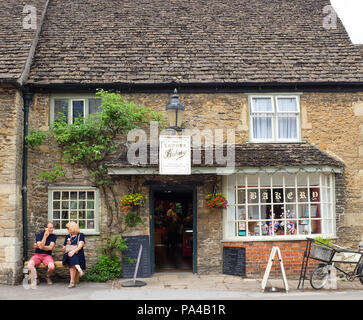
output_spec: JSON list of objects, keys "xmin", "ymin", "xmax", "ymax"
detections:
[{"xmin": 304, "ymin": 238, "xmax": 363, "ymax": 289}]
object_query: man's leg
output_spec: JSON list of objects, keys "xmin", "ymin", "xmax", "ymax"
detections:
[
  {"xmin": 42, "ymin": 255, "xmax": 55, "ymax": 284},
  {"xmin": 28, "ymin": 255, "xmax": 41, "ymax": 284}
]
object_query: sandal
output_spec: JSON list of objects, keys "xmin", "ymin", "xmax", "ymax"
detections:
[
  {"xmin": 46, "ymin": 277, "xmax": 53, "ymax": 285},
  {"xmin": 68, "ymin": 282, "xmax": 75, "ymax": 288}
]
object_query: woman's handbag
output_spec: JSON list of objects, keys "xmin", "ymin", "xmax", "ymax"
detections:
[{"xmin": 65, "ymin": 233, "xmax": 80, "ymax": 253}]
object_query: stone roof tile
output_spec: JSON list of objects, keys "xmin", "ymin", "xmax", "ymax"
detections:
[{"xmin": 27, "ymin": 0, "xmax": 363, "ymax": 85}]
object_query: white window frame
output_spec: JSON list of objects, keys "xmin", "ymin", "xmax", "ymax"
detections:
[
  {"xmin": 48, "ymin": 186, "xmax": 100, "ymax": 235},
  {"xmin": 50, "ymin": 94, "xmax": 102, "ymax": 125},
  {"xmin": 249, "ymin": 94, "xmax": 301, "ymax": 143},
  {"xmin": 222, "ymin": 172, "xmax": 336, "ymax": 242}
]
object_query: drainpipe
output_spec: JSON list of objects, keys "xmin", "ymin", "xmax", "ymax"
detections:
[{"xmin": 22, "ymin": 92, "xmax": 33, "ymax": 261}]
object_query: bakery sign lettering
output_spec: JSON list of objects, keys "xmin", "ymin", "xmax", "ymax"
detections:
[
  {"xmin": 247, "ymin": 190, "xmax": 319, "ymax": 201},
  {"xmin": 159, "ymin": 135, "xmax": 191, "ymax": 175}
]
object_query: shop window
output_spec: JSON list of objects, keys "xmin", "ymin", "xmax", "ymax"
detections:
[
  {"xmin": 249, "ymin": 95, "xmax": 301, "ymax": 142},
  {"xmin": 51, "ymin": 96, "xmax": 102, "ymax": 124},
  {"xmin": 225, "ymin": 172, "xmax": 335, "ymax": 240},
  {"xmin": 48, "ymin": 187, "xmax": 99, "ymax": 234}
]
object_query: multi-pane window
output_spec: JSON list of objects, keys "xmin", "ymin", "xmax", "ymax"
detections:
[
  {"xmin": 250, "ymin": 96, "xmax": 300, "ymax": 142},
  {"xmin": 52, "ymin": 97, "xmax": 102, "ymax": 124},
  {"xmin": 49, "ymin": 188, "xmax": 99, "ymax": 233},
  {"xmin": 225, "ymin": 172, "xmax": 335, "ymax": 239}
]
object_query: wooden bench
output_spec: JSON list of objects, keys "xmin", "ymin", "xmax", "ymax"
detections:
[{"xmin": 24, "ymin": 261, "xmax": 80, "ymax": 284}]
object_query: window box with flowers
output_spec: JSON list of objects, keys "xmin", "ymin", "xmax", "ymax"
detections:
[{"xmin": 120, "ymin": 193, "xmax": 147, "ymax": 227}]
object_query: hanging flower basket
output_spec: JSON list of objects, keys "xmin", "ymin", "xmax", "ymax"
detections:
[
  {"xmin": 120, "ymin": 193, "xmax": 147, "ymax": 213},
  {"xmin": 205, "ymin": 192, "xmax": 227, "ymax": 209}
]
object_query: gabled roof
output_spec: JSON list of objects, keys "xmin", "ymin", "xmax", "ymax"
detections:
[
  {"xmin": 0, "ymin": 0, "xmax": 48, "ymax": 85},
  {"xmin": 27, "ymin": 0, "xmax": 363, "ymax": 86}
]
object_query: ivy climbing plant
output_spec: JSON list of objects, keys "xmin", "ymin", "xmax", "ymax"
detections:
[{"xmin": 26, "ymin": 89, "xmax": 165, "ymax": 237}]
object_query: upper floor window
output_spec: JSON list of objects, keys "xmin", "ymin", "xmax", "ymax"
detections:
[
  {"xmin": 249, "ymin": 95, "xmax": 301, "ymax": 142},
  {"xmin": 51, "ymin": 96, "xmax": 102, "ymax": 124}
]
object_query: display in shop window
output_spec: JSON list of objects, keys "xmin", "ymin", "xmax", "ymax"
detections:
[{"xmin": 238, "ymin": 222, "xmax": 246, "ymax": 236}]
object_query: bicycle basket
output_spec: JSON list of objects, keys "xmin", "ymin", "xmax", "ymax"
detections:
[{"xmin": 310, "ymin": 244, "xmax": 334, "ymax": 262}]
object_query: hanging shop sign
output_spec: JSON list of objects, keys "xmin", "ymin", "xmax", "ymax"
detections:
[{"xmin": 159, "ymin": 135, "xmax": 191, "ymax": 175}]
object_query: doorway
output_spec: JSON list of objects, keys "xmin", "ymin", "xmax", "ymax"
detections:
[{"xmin": 151, "ymin": 189, "xmax": 196, "ymax": 273}]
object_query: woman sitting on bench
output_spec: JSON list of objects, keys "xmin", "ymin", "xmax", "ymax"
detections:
[{"xmin": 62, "ymin": 221, "xmax": 86, "ymax": 288}]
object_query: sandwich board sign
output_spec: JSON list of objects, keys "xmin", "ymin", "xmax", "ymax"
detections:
[{"xmin": 159, "ymin": 135, "xmax": 191, "ymax": 175}]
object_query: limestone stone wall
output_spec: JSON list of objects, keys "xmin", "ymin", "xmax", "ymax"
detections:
[
  {"xmin": 0, "ymin": 88, "xmax": 24, "ymax": 285},
  {"xmin": 23, "ymin": 91, "xmax": 363, "ymax": 278}
]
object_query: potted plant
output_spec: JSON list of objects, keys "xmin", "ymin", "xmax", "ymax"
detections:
[
  {"xmin": 120, "ymin": 193, "xmax": 147, "ymax": 227},
  {"xmin": 205, "ymin": 192, "xmax": 227, "ymax": 209}
]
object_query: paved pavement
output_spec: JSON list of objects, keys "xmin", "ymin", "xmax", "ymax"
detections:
[{"xmin": 1, "ymin": 272, "xmax": 363, "ymax": 300}]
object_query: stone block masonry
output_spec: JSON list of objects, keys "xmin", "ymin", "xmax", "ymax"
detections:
[
  {"xmin": 0, "ymin": 88, "xmax": 25, "ymax": 285},
  {"xmin": 6, "ymin": 91, "xmax": 363, "ymax": 283}
]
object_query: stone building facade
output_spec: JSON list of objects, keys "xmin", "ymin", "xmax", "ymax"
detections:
[
  {"xmin": 0, "ymin": 0, "xmax": 363, "ymax": 284},
  {"xmin": 23, "ymin": 91, "xmax": 362, "ymax": 278}
]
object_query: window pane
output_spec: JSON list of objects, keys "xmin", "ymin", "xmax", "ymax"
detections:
[
  {"xmin": 286, "ymin": 204, "xmax": 297, "ymax": 218},
  {"xmin": 298, "ymin": 188, "xmax": 308, "ymax": 202},
  {"xmin": 260, "ymin": 189, "xmax": 271, "ymax": 203},
  {"xmin": 285, "ymin": 188, "xmax": 296, "ymax": 202},
  {"xmin": 311, "ymin": 220, "xmax": 322, "ymax": 234},
  {"xmin": 62, "ymin": 192, "xmax": 69, "ymax": 200},
  {"xmin": 87, "ymin": 211, "xmax": 94, "ymax": 219},
  {"xmin": 237, "ymin": 206, "xmax": 246, "ymax": 220},
  {"xmin": 298, "ymin": 220, "xmax": 310, "ymax": 235},
  {"xmin": 237, "ymin": 222, "xmax": 246, "ymax": 236},
  {"xmin": 261, "ymin": 205, "xmax": 272, "ymax": 220},
  {"xmin": 89, "ymin": 99, "xmax": 102, "ymax": 114},
  {"xmin": 53, "ymin": 201, "xmax": 60, "ymax": 210},
  {"xmin": 253, "ymin": 117, "xmax": 272, "ymax": 139},
  {"xmin": 70, "ymin": 211, "xmax": 77, "ymax": 220},
  {"xmin": 72, "ymin": 100, "xmax": 84, "ymax": 122},
  {"xmin": 277, "ymin": 98, "xmax": 298, "ymax": 112},
  {"xmin": 87, "ymin": 221, "xmax": 95, "ymax": 229},
  {"xmin": 285, "ymin": 173, "xmax": 295, "ymax": 187},
  {"xmin": 252, "ymin": 98, "xmax": 273, "ymax": 112},
  {"xmin": 237, "ymin": 189, "xmax": 246, "ymax": 204},
  {"xmin": 87, "ymin": 191, "xmax": 95, "ymax": 200},
  {"xmin": 54, "ymin": 99, "xmax": 68, "ymax": 121},
  {"xmin": 286, "ymin": 221, "xmax": 297, "ymax": 235},
  {"xmin": 278, "ymin": 117, "xmax": 297, "ymax": 139},
  {"xmin": 310, "ymin": 188, "xmax": 320, "ymax": 202},
  {"xmin": 247, "ymin": 189, "xmax": 259, "ymax": 203},
  {"xmin": 249, "ymin": 222, "xmax": 260, "ymax": 236},
  {"xmin": 247, "ymin": 175, "xmax": 258, "ymax": 187},
  {"xmin": 71, "ymin": 192, "xmax": 78, "ymax": 200},
  {"xmin": 248, "ymin": 205, "xmax": 259, "ymax": 220}
]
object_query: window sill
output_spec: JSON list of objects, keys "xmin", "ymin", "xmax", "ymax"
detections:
[{"xmin": 221, "ymin": 234, "xmax": 336, "ymax": 242}]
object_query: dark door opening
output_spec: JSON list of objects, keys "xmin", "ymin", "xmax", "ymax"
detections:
[{"xmin": 153, "ymin": 190, "xmax": 193, "ymax": 272}]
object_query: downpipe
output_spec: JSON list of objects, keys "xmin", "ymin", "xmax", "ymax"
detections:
[{"xmin": 22, "ymin": 92, "xmax": 33, "ymax": 262}]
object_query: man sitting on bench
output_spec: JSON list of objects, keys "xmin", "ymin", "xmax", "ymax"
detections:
[{"xmin": 28, "ymin": 222, "xmax": 57, "ymax": 286}]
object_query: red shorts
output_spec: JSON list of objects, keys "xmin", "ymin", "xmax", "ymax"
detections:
[{"xmin": 29, "ymin": 254, "xmax": 54, "ymax": 267}]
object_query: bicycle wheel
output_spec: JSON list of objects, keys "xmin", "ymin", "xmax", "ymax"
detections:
[
  {"xmin": 310, "ymin": 264, "xmax": 330, "ymax": 289},
  {"xmin": 357, "ymin": 263, "xmax": 363, "ymax": 286}
]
